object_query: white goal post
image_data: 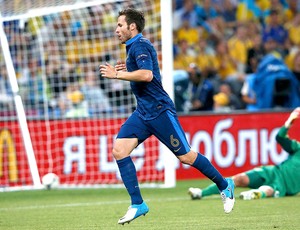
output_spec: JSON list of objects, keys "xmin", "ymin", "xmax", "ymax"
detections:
[{"xmin": 0, "ymin": 0, "xmax": 175, "ymax": 191}]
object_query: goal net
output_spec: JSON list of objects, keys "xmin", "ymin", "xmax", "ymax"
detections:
[{"xmin": 0, "ymin": 0, "xmax": 175, "ymax": 191}]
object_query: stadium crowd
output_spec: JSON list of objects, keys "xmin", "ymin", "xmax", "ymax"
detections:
[
  {"xmin": 1, "ymin": 0, "xmax": 300, "ymax": 118},
  {"xmin": 172, "ymin": 0, "xmax": 300, "ymax": 113}
]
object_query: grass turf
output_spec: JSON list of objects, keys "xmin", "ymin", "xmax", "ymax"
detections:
[{"xmin": 0, "ymin": 179, "xmax": 300, "ymax": 230}]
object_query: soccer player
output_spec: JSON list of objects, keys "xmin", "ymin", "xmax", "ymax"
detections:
[
  {"xmin": 99, "ymin": 8, "xmax": 235, "ymax": 225},
  {"xmin": 188, "ymin": 107, "xmax": 300, "ymax": 200}
]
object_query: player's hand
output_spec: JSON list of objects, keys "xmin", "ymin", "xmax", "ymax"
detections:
[
  {"xmin": 115, "ymin": 60, "xmax": 127, "ymax": 72},
  {"xmin": 99, "ymin": 62, "xmax": 118, "ymax": 79},
  {"xmin": 284, "ymin": 107, "xmax": 300, "ymax": 128}
]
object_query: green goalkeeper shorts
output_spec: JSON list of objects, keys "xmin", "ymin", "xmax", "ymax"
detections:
[{"xmin": 245, "ymin": 165, "xmax": 286, "ymax": 197}]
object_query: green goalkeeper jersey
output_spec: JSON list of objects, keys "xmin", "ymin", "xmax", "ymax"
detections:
[{"xmin": 275, "ymin": 126, "xmax": 300, "ymax": 195}]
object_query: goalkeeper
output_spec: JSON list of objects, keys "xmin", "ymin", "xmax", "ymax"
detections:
[
  {"xmin": 188, "ymin": 107, "xmax": 300, "ymax": 200},
  {"xmin": 99, "ymin": 8, "xmax": 235, "ymax": 225}
]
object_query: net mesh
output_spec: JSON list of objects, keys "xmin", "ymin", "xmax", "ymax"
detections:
[
  {"xmin": 0, "ymin": 0, "xmax": 95, "ymax": 18},
  {"xmin": 0, "ymin": 0, "xmax": 165, "ymax": 189}
]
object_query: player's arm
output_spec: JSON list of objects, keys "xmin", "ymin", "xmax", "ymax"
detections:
[
  {"xmin": 275, "ymin": 107, "xmax": 300, "ymax": 154},
  {"xmin": 115, "ymin": 69, "xmax": 153, "ymax": 82},
  {"xmin": 99, "ymin": 62, "xmax": 153, "ymax": 82},
  {"xmin": 284, "ymin": 107, "xmax": 300, "ymax": 129}
]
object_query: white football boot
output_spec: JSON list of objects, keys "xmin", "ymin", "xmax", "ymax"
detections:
[
  {"xmin": 220, "ymin": 178, "xmax": 235, "ymax": 214},
  {"xmin": 240, "ymin": 189, "xmax": 262, "ymax": 200},
  {"xmin": 188, "ymin": 187, "xmax": 203, "ymax": 200},
  {"xmin": 118, "ymin": 201, "xmax": 149, "ymax": 225}
]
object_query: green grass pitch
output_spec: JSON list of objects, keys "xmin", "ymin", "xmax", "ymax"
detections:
[{"xmin": 0, "ymin": 179, "xmax": 299, "ymax": 230}]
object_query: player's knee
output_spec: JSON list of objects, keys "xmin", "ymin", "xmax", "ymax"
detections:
[
  {"xmin": 112, "ymin": 138, "xmax": 137, "ymax": 160},
  {"xmin": 112, "ymin": 147, "xmax": 126, "ymax": 160},
  {"xmin": 232, "ymin": 173, "xmax": 249, "ymax": 187},
  {"xmin": 177, "ymin": 150, "xmax": 197, "ymax": 165}
]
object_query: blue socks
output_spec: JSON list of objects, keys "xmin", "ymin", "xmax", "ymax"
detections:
[
  {"xmin": 192, "ymin": 153, "xmax": 228, "ymax": 191},
  {"xmin": 117, "ymin": 154, "xmax": 227, "ymax": 204},
  {"xmin": 116, "ymin": 156, "xmax": 143, "ymax": 205}
]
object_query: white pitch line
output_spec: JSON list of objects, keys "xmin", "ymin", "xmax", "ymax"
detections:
[
  {"xmin": 0, "ymin": 195, "xmax": 222, "ymax": 212},
  {"xmin": 0, "ymin": 196, "xmax": 188, "ymax": 211}
]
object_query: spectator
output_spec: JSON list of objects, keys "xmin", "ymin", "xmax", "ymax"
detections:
[
  {"xmin": 195, "ymin": 0, "xmax": 218, "ymax": 24},
  {"xmin": 0, "ymin": 65, "xmax": 14, "ymax": 114},
  {"xmin": 246, "ymin": 34, "xmax": 265, "ymax": 74},
  {"xmin": 285, "ymin": 0, "xmax": 299, "ymax": 22},
  {"xmin": 174, "ymin": 70, "xmax": 189, "ymax": 112},
  {"xmin": 218, "ymin": 82, "xmax": 244, "ymax": 110},
  {"xmin": 87, "ymin": 6, "xmax": 104, "ymax": 40},
  {"xmin": 193, "ymin": 38, "xmax": 221, "ymax": 94},
  {"xmin": 246, "ymin": 19, "xmax": 262, "ymax": 41},
  {"xmin": 213, "ymin": 92, "xmax": 230, "ymax": 112},
  {"xmin": 186, "ymin": 64, "xmax": 214, "ymax": 112},
  {"xmin": 262, "ymin": 0, "xmax": 288, "ymax": 25},
  {"xmin": 262, "ymin": 9, "xmax": 288, "ymax": 54},
  {"xmin": 291, "ymin": 50, "xmax": 300, "ymax": 89},
  {"xmin": 212, "ymin": 39, "xmax": 238, "ymax": 82},
  {"xmin": 212, "ymin": 39, "xmax": 243, "ymax": 96},
  {"xmin": 201, "ymin": 15, "xmax": 226, "ymax": 45},
  {"xmin": 173, "ymin": 0, "xmax": 198, "ymax": 30},
  {"xmin": 26, "ymin": 16, "xmax": 45, "ymax": 38},
  {"xmin": 65, "ymin": 19, "xmax": 92, "ymax": 64},
  {"xmin": 173, "ymin": 0, "xmax": 184, "ymax": 10},
  {"xmin": 240, "ymin": 73, "xmax": 258, "ymax": 111},
  {"xmin": 227, "ymin": 24, "xmax": 253, "ymax": 74},
  {"xmin": 101, "ymin": 3, "xmax": 118, "ymax": 37},
  {"xmin": 38, "ymin": 12, "xmax": 72, "ymax": 58},
  {"xmin": 263, "ymin": 37, "xmax": 280, "ymax": 55},
  {"xmin": 210, "ymin": 0, "xmax": 239, "ymax": 15},
  {"xmin": 173, "ymin": 39, "xmax": 196, "ymax": 71},
  {"xmin": 21, "ymin": 57, "xmax": 50, "ymax": 116},
  {"xmin": 219, "ymin": 0, "xmax": 238, "ymax": 38},
  {"xmin": 45, "ymin": 40, "xmax": 68, "ymax": 97},
  {"xmin": 285, "ymin": 47, "xmax": 299, "ymax": 70},
  {"xmin": 57, "ymin": 74, "xmax": 82, "ymax": 117},
  {"xmin": 285, "ymin": 12, "xmax": 300, "ymax": 49},
  {"xmin": 289, "ymin": 50, "xmax": 300, "ymax": 105},
  {"xmin": 65, "ymin": 90, "xmax": 89, "ymax": 118},
  {"xmin": 173, "ymin": 7, "xmax": 210, "ymax": 112},
  {"xmin": 81, "ymin": 70, "xmax": 112, "ymax": 116},
  {"xmin": 176, "ymin": 18, "xmax": 200, "ymax": 48},
  {"xmin": 194, "ymin": 38, "xmax": 215, "ymax": 79},
  {"xmin": 106, "ymin": 78, "xmax": 135, "ymax": 115}
]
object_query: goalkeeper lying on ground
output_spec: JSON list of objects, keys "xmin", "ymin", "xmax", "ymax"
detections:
[{"xmin": 188, "ymin": 107, "xmax": 300, "ymax": 200}]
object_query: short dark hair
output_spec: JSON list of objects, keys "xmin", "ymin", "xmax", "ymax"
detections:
[{"xmin": 118, "ymin": 8, "xmax": 145, "ymax": 33}]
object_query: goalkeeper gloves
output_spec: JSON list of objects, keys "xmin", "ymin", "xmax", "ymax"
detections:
[{"xmin": 284, "ymin": 107, "xmax": 300, "ymax": 128}]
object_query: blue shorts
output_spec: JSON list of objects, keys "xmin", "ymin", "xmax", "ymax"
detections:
[{"xmin": 117, "ymin": 110, "xmax": 190, "ymax": 156}]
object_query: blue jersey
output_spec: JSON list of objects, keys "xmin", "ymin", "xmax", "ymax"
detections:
[{"xmin": 125, "ymin": 33, "xmax": 176, "ymax": 120}]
